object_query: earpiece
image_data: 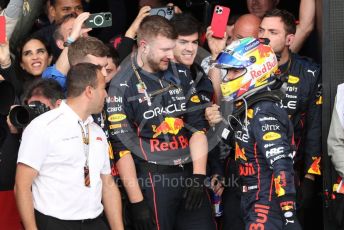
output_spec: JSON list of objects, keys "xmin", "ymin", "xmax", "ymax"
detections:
[{"xmin": 143, "ymin": 46, "xmax": 148, "ymax": 54}]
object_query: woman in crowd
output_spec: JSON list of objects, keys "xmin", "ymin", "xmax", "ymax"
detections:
[{"xmin": 0, "ymin": 36, "xmax": 52, "ymax": 99}]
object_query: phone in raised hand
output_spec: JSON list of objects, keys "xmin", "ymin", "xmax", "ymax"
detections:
[
  {"xmin": 210, "ymin": 5, "xmax": 230, "ymax": 39},
  {"xmin": 0, "ymin": 16, "xmax": 5, "ymax": 44}
]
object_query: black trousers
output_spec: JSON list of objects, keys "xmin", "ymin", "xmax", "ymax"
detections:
[
  {"xmin": 133, "ymin": 163, "xmax": 217, "ymax": 230},
  {"xmin": 222, "ymin": 158, "xmax": 245, "ymax": 230},
  {"xmin": 35, "ymin": 210, "xmax": 109, "ymax": 230}
]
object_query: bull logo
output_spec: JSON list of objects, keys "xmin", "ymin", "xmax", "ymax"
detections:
[
  {"xmin": 152, "ymin": 117, "xmax": 184, "ymax": 138},
  {"xmin": 308, "ymin": 157, "xmax": 321, "ymax": 175}
]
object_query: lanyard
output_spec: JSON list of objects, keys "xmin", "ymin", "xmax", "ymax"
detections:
[
  {"xmin": 78, "ymin": 121, "xmax": 91, "ymax": 187},
  {"xmin": 130, "ymin": 53, "xmax": 177, "ymax": 105}
]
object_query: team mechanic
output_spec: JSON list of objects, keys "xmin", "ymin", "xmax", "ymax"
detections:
[
  {"xmin": 206, "ymin": 37, "xmax": 302, "ymax": 229},
  {"xmin": 258, "ymin": 10, "xmax": 322, "ymax": 214},
  {"xmin": 106, "ymin": 16, "xmax": 216, "ymax": 230}
]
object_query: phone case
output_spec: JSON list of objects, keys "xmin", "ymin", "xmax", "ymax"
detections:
[
  {"xmin": 84, "ymin": 12, "xmax": 112, "ymax": 28},
  {"xmin": 210, "ymin": 5, "xmax": 230, "ymax": 39},
  {"xmin": 0, "ymin": 16, "xmax": 5, "ymax": 44},
  {"xmin": 150, "ymin": 6, "xmax": 174, "ymax": 20}
]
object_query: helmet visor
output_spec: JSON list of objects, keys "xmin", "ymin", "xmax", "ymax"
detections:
[{"xmin": 222, "ymin": 68, "xmax": 247, "ymax": 82}]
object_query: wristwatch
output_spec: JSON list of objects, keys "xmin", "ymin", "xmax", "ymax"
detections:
[
  {"xmin": 63, "ymin": 41, "xmax": 72, "ymax": 47},
  {"xmin": 63, "ymin": 37, "xmax": 75, "ymax": 47}
]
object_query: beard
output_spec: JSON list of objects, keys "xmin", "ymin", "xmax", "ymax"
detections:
[{"xmin": 146, "ymin": 55, "xmax": 169, "ymax": 72}]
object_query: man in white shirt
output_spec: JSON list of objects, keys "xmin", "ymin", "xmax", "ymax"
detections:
[
  {"xmin": 15, "ymin": 63, "xmax": 123, "ymax": 230},
  {"xmin": 328, "ymin": 83, "xmax": 344, "ymax": 228}
]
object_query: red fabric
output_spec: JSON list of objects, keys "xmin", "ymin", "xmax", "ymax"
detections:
[
  {"xmin": 0, "ymin": 190, "xmax": 22, "ymax": 230},
  {"xmin": 200, "ymin": 32, "xmax": 207, "ymax": 46},
  {"xmin": 113, "ymin": 36, "xmax": 123, "ymax": 49}
]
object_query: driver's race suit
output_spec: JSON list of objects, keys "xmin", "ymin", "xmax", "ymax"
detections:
[{"xmin": 232, "ymin": 91, "xmax": 300, "ymax": 229}]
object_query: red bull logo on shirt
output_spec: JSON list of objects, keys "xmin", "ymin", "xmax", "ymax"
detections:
[
  {"xmin": 235, "ymin": 143, "xmax": 247, "ymax": 161},
  {"xmin": 308, "ymin": 157, "xmax": 321, "ymax": 175},
  {"xmin": 150, "ymin": 136, "xmax": 189, "ymax": 152},
  {"xmin": 274, "ymin": 172, "xmax": 287, "ymax": 197},
  {"xmin": 152, "ymin": 117, "xmax": 184, "ymax": 138}
]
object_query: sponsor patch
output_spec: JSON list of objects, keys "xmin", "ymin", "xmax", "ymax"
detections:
[
  {"xmin": 108, "ymin": 114, "xmax": 126, "ymax": 122},
  {"xmin": 190, "ymin": 95, "xmax": 201, "ymax": 103},
  {"xmin": 247, "ymin": 109, "xmax": 254, "ymax": 119},
  {"xmin": 274, "ymin": 175, "xmax": 286, "ymax": 197},
  {"xmin": 150, "ymin": 136, "xmax": 189, "ymax": 152},
  {"xmin": 106, "ymin": 96, "xmax": 123, "ymax": 103},
  {"xmin": 152, "ymin": 117, "xmax": 184, "ymax": 138},
  {"xmin": 259, "ymin": 117, "xmax": 277, "ymax": 122},
  {"xmin": 284, "ymin": 211, "xmax": 293, "ymax": 218},
  {"xmin": 136, "ymin": 82, "xmax": 146, "ymax": 94},
  {"xmin": 288, "ymin": 75, "xmax": 299, "ymax": 84},
  {"xmin": 264, "ymin": 143, "xmax": 275, "ymax": 148},
  {"xmin": 307, "ymin": 157, "xmax": 321, "ymax": 175},
  {"xmin": 119, "ymin": 150, "xmax": 130, "ymax": 158},
  {"xmin": 109, "ymin": 124, "xmax": 122, "ymax": 129},
  {"xmin": 266, "ymin": 147, "xmax": 284, "ymax": 158},
  {"xmin": 262, "ymin": 132, "xmax": 281, "ymax": 141},
  {"xmin": 261, "ymin": 124, "xmax": 280, "ymax": 132},
  {"xmin": 235, "ymin": 143, "xmax": 247, "ymax": 161},
  {"xmin": 143, "ymin": 103, "xmax": 186, "ymax": 119},
  {"xmin": 239, "ymin": 163, "xmax": 255, "ymax": 176}
]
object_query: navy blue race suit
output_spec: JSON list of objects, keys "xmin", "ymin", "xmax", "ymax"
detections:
[
  {"xmin": 106, "ymin": 57, "xmax": 216, "ymax": 230},
  {"xmin": 281, "ymin": 53, "xmax": 322, "ymax": 228},
  {"xmin": 230, "ymin": 91, "xmax": 300, "ymax": 230},
  {"xmin": 189, "ymin": 63, "xmax": 214, "ymax": 107},
  {"xmin": 281, "ymin": 53, "xmax": 322, "ymax": 176},
  {"xmin": 220, "ymin": 53, "xmax": 321, "ymax": 229}
]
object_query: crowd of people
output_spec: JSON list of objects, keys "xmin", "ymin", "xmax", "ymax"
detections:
[{"xmin": 0, "ymin": 0, "xmax": 340, "ymax": 229}]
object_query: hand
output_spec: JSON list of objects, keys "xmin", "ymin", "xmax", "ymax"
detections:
[
  {"xmin": 278, "ymin": 196, "xmax": 302, "ymax": 230},
  {"xmin": 7, "ymin": 105, "xmax": 19, "ymax": 134},
  {"xmin": 211, "ymin": 174, "xmax": 224, "ymax": 196},
  {"xmin": 300, "ymin": 177, "xmax": 315, "ymax": 209},
  {"xmin": 183, "ymin": 174, "xmax": 206, "ymax": 210},
  {"xmin": 69, "ymin": 12, "xmax": 92, "ymax": 41},
  {"xmin": 130, "ymin": 200, "xmax": 155, "ymax": 230},
  {"xmin": 206, "ymin": 26, "xmax": 228, "ymax": 59},
  {"xmin": 332, "ymin": 193, "xmax": 344, "ymax": 227},
  {"xmin": 205, "ymin": 104, "xmax": 222, "ymax": 127},
  {"xmin": 0, "ymin": 38, "xmax": 11, "ymax": 68},
  {"xmin": 167, "ymin": 3, "xmax": 182, "ymax": 14},
  {"xmin": 125, "ymin": 6, "xmax": 151, "ymax": 39}
]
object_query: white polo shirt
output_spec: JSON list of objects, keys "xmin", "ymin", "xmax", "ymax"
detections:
[{"xmin": 17, "ymin": 101, "xmax": 111, "ymax": 220}]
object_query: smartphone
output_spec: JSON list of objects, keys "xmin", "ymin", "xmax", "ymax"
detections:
[
  {"xmin": 0, "ymin": 16, "xmax": 5, "ymax": 44},
  {"xmin": 84, "ymin": 12, "xmax": 112, "ymax": 28},
  {"xmin": 150, "ymin": 6, "xmax": 174, "ymax": 20},
  {"xmin": 210, "ymin": 5, "xmax": 230, "ymax": 39}
]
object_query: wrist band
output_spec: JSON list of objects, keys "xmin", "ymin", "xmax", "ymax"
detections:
[
  {"xmin": 1, "ymin": 59, "xmax": 11, "ymax": 69},
  {"xmin": 64, "ymin": 37, "xmax": 75, "ymax": 47},
  {"xmin": 66, "ymin": 36, "xmax": 75, "ymax": 44}
]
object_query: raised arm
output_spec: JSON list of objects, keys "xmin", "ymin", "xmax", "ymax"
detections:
[
  {"xmin": 290, "ymin": 0, "xmax": 315, "ymax": 53},
  {"xmin": 55, "ymin": 12, "xmax": 92, "ymax": 75}
]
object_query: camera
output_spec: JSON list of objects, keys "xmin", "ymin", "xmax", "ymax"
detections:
[
  {"xmin": 9, "ymin": 101, "xmax": 50, "ymax": 128},
  {"xmin": 150, "ymin": 6, "xmax": 174, "ymax": 20},
  {"xmin": 84, "ymin": 12, "xmax": 112, "ymax": 28},
  {"xmin": 215, "ymin": 6, "xmax": 223, "ymax": 14}
]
